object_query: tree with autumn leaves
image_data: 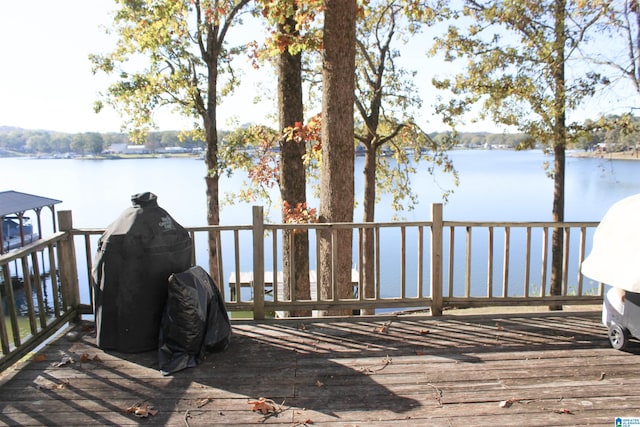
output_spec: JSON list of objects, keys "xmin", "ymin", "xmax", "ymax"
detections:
[
  {"xmin": 91, "ymin": 0, "xmax": 624, "ymax": 317},
  {"xmin": 432, "ymin": 0, "xmax": 611, "ymax": 308},
  {"xmin": 91, "ymin": 0, "xmax": 252, "ymax": 283}
]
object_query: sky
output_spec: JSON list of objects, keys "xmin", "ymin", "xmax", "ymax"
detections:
[
  {"xmin": 0, "ymin": 1, "xmax": 636, "ymax": 135},
  {"xmin": 0, "ymin": 0, "xmax": 274, "ymax": 134}
]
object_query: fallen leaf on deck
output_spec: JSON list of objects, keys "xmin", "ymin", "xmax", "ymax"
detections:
[
  {"xmin": 499, "ymin": 398, "xmax": 523, "ymax": 408},
  {"xmin": 79, "ymin": 353, "xmax": 102, "ymax": 363},
  {"xmin": 125, "ymin": 403, "xmax": 158, "ymax": 418},
  {"xmin": 51, "ymin": 381, "xmax": 69, "ymax": 390},
  {"xmin": 374, "ymin": 321, "xmax": 393, "ymax": 334},
  {"xmin": 419, "ymin": 329, "xmax": 430, "ymax": 335},
  {"xmin": 495, "ymin": 322, "xmax": 504, "ymax": 330},
  {"xmin": 196, "ymin": 397, "xmax": 212, "ymax": 408},
  {"xmin": 554, "ymin": 408, "xmax": 574, "ymax": 415},
  {"xmin": 54, "ymin": 356, "xmax": 75, "ymax": 367},
  {"xmin": 315, "ymin": 380, "xmax": 324, "ymax": 387},
  {"xmin": 33, "ymin": 354, "xmax": 47, "ymax": 362},
  {"xmin": 248, "ymin": 397, "xmax": 279, "ymax": 415}
]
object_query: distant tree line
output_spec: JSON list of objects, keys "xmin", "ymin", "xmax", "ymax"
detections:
[
  {"xmin": 0, "ymin": 126, "xmax": 207, "ymax": 156},
  {"xmin": 575, "ymin": 115, "xmax": 640, "ymax": 153},
  {"xmin": 2, "ymin": 121, "xmax": 637, "ymax": 157}
]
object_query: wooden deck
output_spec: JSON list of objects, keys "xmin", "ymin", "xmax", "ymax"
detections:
[{"xmin": 1, "ymin": 308, "xmax": 639, "ymax": 426}]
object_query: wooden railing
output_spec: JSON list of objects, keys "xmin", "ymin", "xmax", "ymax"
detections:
[
  {"xmin": 0, "ymin": 211, "xmax": 79, "ymax": 372},
  {"xmin": 1, "ymin": 205, "xmax": 602, "ymax": 370}
]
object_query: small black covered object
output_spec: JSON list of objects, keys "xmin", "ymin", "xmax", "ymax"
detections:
[
  {"xmin": 92, "ymin": 192, "xmax": 193, "ymax": 353},
  {"xmin": 158, "ymin": 266, "xmax": 231, "ymax": 375}
]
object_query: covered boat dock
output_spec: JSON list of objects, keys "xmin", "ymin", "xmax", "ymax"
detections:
[{"xmin": 0, "ymin": 190, "xmax": 62, "ymax": 254}]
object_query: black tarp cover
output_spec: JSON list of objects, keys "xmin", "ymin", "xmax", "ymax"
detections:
[
  {"xmin": 92, "ymin": 192, "xmax": 193, "ymax": 353},
  {"xmin": 158, "ymin": 266, "xmax": 231, "ymax": 375}
]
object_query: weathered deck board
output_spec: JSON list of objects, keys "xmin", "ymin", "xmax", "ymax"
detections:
[{"xmin": 1, "ymin": 309, "xmax": 639, "ymax": 426}]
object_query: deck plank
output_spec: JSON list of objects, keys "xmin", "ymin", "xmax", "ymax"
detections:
[{"xmin": 1, "ymin": 309, "xmax": 639, "ymax": 426}]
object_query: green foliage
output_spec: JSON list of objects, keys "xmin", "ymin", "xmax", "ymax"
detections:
[
  {"xmin": 90, "ymin": 0, "xmax": 252, "ymax": 145},
  {"xmin": 354, "ymin": 0, "xmax": 457, "ymax": 217},
  {"xmin": 431, "ymin": 0, "xmax": 610, "ymax": 149}
]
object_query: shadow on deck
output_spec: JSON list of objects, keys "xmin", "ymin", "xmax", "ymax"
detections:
[{"xmin": 1, "ymin": 308, "xmax": 639, "ymax": 426}]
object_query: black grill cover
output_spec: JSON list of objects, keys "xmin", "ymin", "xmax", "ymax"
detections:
[
  {"xmin": 158, "ymin": 266, "xmax": 231, "ymax": 375},
  {"xmin": 92, "ymin": 192, "xmax": 193, "ymax": 353}
]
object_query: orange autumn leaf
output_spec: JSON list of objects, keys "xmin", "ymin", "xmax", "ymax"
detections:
[
  {"xmin": 33, "ymin": 354, "xmax": 47, "ymax": 362},
  {"xmin": 248, "ymin": 397, "xmax": 278, "ymax": 414},
  {"xmin": 125, "ymin": 403, "xmax": 157, "ymax": 418}
]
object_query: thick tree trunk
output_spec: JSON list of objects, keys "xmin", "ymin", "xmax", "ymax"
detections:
[
  {"xmin": 278, "ymin": 12, "xmax": 311, "ymax": 317},
  {"xmin": 318, "ymin": 0, "xmax": 357, "ymax": 317},
  {"xmin": 549, "ymin": 0, "xmax": 567, "ymax": 311}
]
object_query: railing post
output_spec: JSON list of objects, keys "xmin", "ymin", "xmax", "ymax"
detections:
[
  {"xmin": 430, "ymin": 203, "xmax": 443, "ymax": 316},
  {"xmin": 252, "ymin": 206, "xmax": 265, "ymax": 320},
  {"xmin": 56, "ymin": 210, "xmax": 81, "ymax": 319}
]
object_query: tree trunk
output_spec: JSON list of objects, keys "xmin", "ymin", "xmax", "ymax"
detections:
[
  {"xmin": 549, "ymin": 0, "xmax": 567, "ymax": 311},
  {"xmin": 361, "ymin": 142, "xmax": 376, "ymax": 315},
  {"xmin": 318, "ymin": 0, "xmax": 357, "ymax": 317},
  {"xmin": 205, "ymin": 35, "xmax": 221, "ymax": 290},
  {"xmin": 278, "ymin": 12, "xmax": 311, "ymax": 317}
]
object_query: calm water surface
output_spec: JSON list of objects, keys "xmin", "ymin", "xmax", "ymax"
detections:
[
  {"xmin": 2, "ymin": 150, "xmax": 639, "ymax": 306},
  {"xmin": 1, "ymin": 149, "xmax": 638, "ymax": 227}
]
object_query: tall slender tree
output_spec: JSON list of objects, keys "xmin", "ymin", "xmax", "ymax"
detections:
[
  {"xmin": 355, "ymin": 0, "xmax": 455, "ymax": 312},
  {"xmin": 91, "ymin": 0, "xmax": 251, "ymax": 283},
  {"xmin": 432, "ymin": 0, "xmax": 609, "ymax": 308}
]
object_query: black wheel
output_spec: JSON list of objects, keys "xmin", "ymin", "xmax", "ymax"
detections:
[{"xmin": 608, "ymin": 323, "xmax": 630, "ymax": 350}]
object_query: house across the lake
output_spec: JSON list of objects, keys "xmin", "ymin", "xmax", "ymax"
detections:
[{"xmin": 0, "ymin": 190, "xmax": 62, "ymax": 254}]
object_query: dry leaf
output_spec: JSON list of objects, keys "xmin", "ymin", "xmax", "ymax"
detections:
[
  {"xmin": 374, "ymin": 321, "xmax": 393, "ymax": 334},
  {"xmin": 33, "ymin": 354, "xmax": 47, "ymax": 362},
  {"xmin": 92, "ymin": 354, "xmax": 102, "ymax": 362},
  {"xmin": 80, "ymin": 353, "xmax": 90, "ymax": 363},
  {"xmin": 419, "ymin": 329, "xmax": 430, "ymax": 335},
  {"xmin": 248, "ymin": 397, "xmax": 278, "ymax": 414},
  {"xmin": 554, "ymin": 408, "xmax": 574, "ymax": 415},
  {"xmin": 499, "ymin": 398, "xmax": 521, "ymax": 408},
  {"xmin": 54, "ymin": 356, "xmax": 75, "ymax": 367},
  {"xmin": 315, "ymin": 380, "xmax": 324, "ymax": 387},
  {"xmin": 125, "ymin": 403, "xmax": 157, "ymax": 418},
  {"xmin": 196, "ymin": 398, "xmax": 212, "ymax": 408}
]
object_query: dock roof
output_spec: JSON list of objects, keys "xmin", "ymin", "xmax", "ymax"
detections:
[{"xmin": 0, "ymin": 190, "xmax": 62, "ymax": 217}]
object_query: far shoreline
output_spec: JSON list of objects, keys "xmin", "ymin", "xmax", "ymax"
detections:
[{"xmin": 569, "ymin": 150, "xmax": 640, "ymax": 161}]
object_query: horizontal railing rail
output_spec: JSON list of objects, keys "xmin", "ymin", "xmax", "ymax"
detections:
[{"xmin": 1, "ymin": 205, "xmax": 603, "ymax": 371}]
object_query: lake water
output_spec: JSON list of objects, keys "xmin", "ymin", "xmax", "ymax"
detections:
[
  {"xmin": 1, "ymin": 150, "xmax": 639, "ymax": 309},
  {"xmin": 1, "ymin": 149, "xmax": 638, "ymax": 227}
]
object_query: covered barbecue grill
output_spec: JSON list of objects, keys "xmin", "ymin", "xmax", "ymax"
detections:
[{"xmin": 92, "ymin": 192, "xmax": 193, "ymax": 353}]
